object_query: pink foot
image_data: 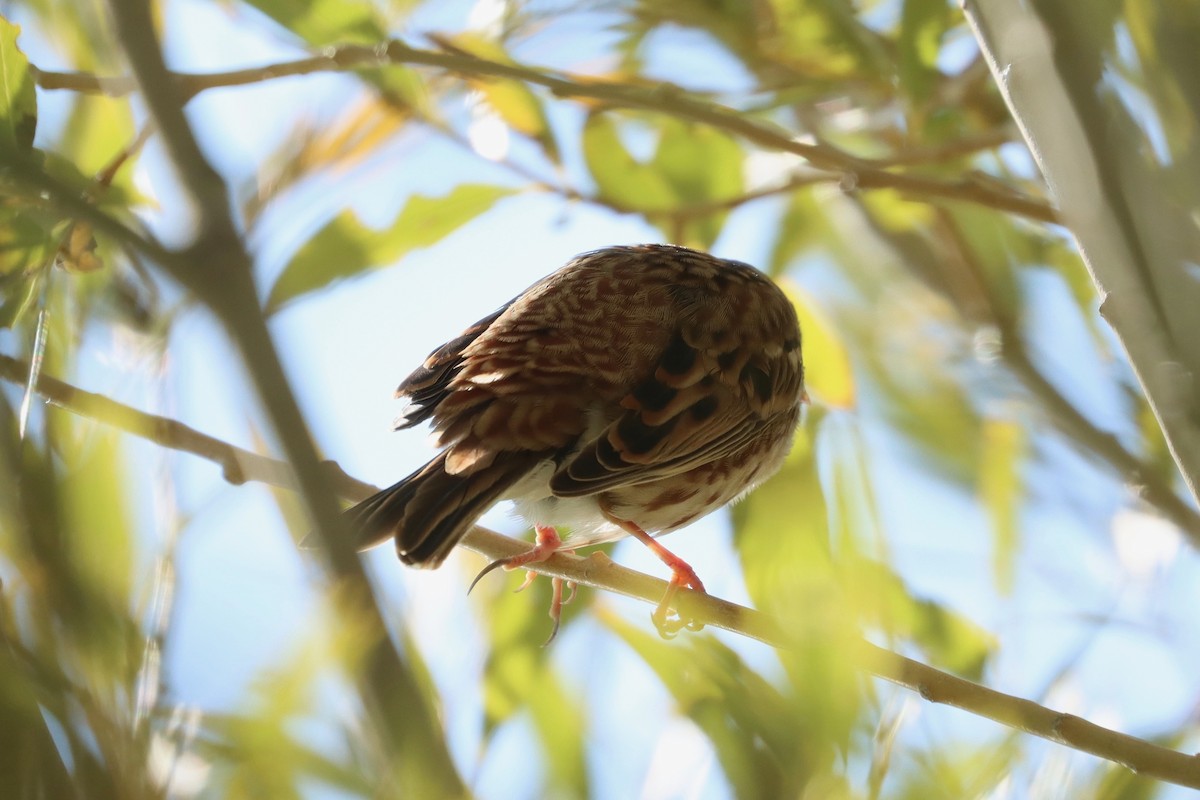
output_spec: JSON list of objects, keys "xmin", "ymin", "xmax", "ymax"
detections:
[
  {"xmin": 469, "ymin": 525, "xmax": 577, "ymax": 644},
  {"xmin": 603, "ymin": 512, "xmax": 707, "ymax": 638}
]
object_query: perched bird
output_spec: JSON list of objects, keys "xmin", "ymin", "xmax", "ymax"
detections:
[{"xmin": 345, "ymin": 244, "xmax": 806, "ymax": 637}]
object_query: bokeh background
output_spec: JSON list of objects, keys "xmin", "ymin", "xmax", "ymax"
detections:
[{"xmin": 3, "ymin": 0, "xmax": 1200, "ymax": 798}]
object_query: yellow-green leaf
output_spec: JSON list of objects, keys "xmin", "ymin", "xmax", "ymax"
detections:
[
  {"xmin": 0, "ymin": 211, "xmax": 54, "ymax": 277},
  {"xmin": 979, "ymin": 418, "xmax": 1025, "ymax": 595},
  {"xmin": 582, "ymin": 114, "xmax": 676, "ymax": 212},
  {"xmin": 652, "ymin": 118, "xmax": 743, "ymax": 248},
  {"xmin": 440, "ymin": 33, "xmax": 559, "ymax": 163},
  {"xmin": 265, "ymin": 184, "xmax": 514, "ymax": 313},
  {"xmin": 784, "ymin": 283, "xmax": 855, "ymax": 408},
  {"xmin": 603, "ymin": 612, "xmax": 840, "ymax": 797},
  {"xmin": 899, "ymin": 0, "xmax": 952, "ymax": 103},
  {"xmin": 0, "ymin": 16, "xmax": 37, "ymax": 152},
  {"xmin": 241, "ymin": 0, "xmax": 384, "ymax": 45}
]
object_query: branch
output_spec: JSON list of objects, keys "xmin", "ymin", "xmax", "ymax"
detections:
[
  {"xmin": 4, "ymin": 358, "xmax": 1199, "ymax": 790},
  {"xmin": 99, "ymin": 4, "xmax": 465, "ymax": 792},
  {"xmin": 0, "ymin": 354, "xmax": 375, "ymax": 500},
  {"xmin": 964, "ymin": 0, "xmax": 1200, "ymax": 508},
  {"xmin": 32, "ymin": 42, "xmax": 1058, "ymax": 224}
]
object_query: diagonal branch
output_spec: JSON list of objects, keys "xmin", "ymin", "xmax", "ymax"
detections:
[
  {"xmin": 32, "ymin": 41, "xmax": 1057, "ymax": 224},
  {"xmin": 98, "ymin": 3, "xmax": 466, "ymax": 792},
  {"xmin": 3, "ymin": 356, "xmax": 1199, "ymax": 789}
]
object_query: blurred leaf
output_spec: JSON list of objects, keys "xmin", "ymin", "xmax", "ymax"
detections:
[
  {"xmin": 625, "ymin": 0, "xmax": 768, "ymax": 74},
  {"xmin": 56, "ymin": 431, "xmax": 138, "ymax": 684},
  {"xmin": 855, "ymin": 559, "xmax": 994, "ymax": 678},
  {"xmin": 766, "ymin": 0, "xmax": 888, "ymax": 79},
  {"xmin": 58, "ymin": 94, "xmax": 136, "ymax": 181},
  {"xmin": 266, "ymin": 184, "xmax": 514, "ymax": 313},
  {"xmin": 871, "ymin": 338, "xmax": 983, "ymax": 484},
  {"xmin": 0, "ymin": 269, "xmax": 40, "ymax": 328},
  {"xmin": 436, "ymin": 33, "xmax": 560, "ymax": 164},
  {"xmin": 731, "ymin": 415, "xmax": 864, "ymax": 757},
  {"xmin": 768, "ymin": 191, "xmax": 827, "ymax": 276},
  {"xmin": 895, "ymin": 742, "xmax": 1018, "ymax": 799},
  {"xmin": 861, "ymin": 188, "xmax": 938, "ymax": 233},
  {"xmin": 653, "ymin": 118, "xmax": 743, "ymax": 248},
  {"xmin": 203, "ymin": 622, "xmax": 381, "ymax": 799},
  {"xmin": 583, "ymin": 113, "xmax": 743, "ymax": 247},
  {"xmin": 0, "ymin": 210, "xmax": 53, "ymax": 275},
  {"xmin": 244, "ymin": 100, "xmax": 413, "ymax": 227},
  {"xmin": 476, "ymin": 568, "xmax": 588, "ymax": 797},
  {"xmin": 604, "ymin": 613, "xmax": 841, "ymax": 798},
  {"xmin": 978, "ymin": 418, "xmax": 1024, "ymax": 595},
  {"xmin": 241, "ymin": 0, "xmax": 384, "ymax": 45},
  {"xmin": 526, "ymin": 664, "xmax": 587, "ymax": 797},
  {"xmin": 898, "ymin": 0, "xmax": 952, "ymax": 104},
  {"xmin": 0, "ymin": 16, "xmax": 36, "ymax": 153},
  {"xmin": 582, "ymin": 113, "xmax": 675, "ymax": 211},
  {"xmin": 942, "ymin": 206, "xmax": 1025, "ymax": 323},
  {"xmin": 784, "ymin": 282, "xmax": 855, "ymax": 408}
]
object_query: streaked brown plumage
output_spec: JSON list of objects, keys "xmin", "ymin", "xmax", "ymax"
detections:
[{"xmin": 345, "ymin": 243, "xmax": 806, "ymax": 635}]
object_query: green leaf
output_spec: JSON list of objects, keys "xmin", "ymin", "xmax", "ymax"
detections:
[
  {"xmin": 0, "ymin": 16, "xmax": 37, "ymax": 153},
  {"xmin": 241, "ymin": 0, "xmax": 385, "ymax": 45},
  {"xmin": 823, "ymin": 417, "xmax": 994, "ymax": 677},
  {"xmin": 265, "ymin": 184, "xmax": 514, "ymax": 313},
  {"xmin": 0, "ymin": 210, "xmax": 54, "ymax": 276},
  {"xmin": 731, "ymin": 415, "xmax": 863, "ymax": 751},
  {"xmin": 474, "ymin": 565, "xmax": 589, "ymax": 797},
  {"xmin": 603, "ymin": 614, "xmax": 843, "ymax": 797},
  {"xmin": 0, "ymin": 270, "xmax": 40, "ymax": 328},
  {"xmin": 583, "ymin": 114, "xmax": 744, "ymax": 248},
  {"xmin": 652, "ymin": 118, "xmax": 743, "ymax": 248},
  {"xmin": 526, "ymin": 665, "xmax": 587, "ymax": 797},
  {"xmin": 898, "ymin": 0, "xmax": 952, "ymax": 103},
  {"xmin": 978, "ymin": 418, "xmax": 1025, "ymax": 595},
  {"xmin": 768, "ymin": 191, "xmax": 825, "ymax": 276},
  {"xmin": 785, "ymin": 283, "xmax": 855, "ymax": 408},
  {"xmin": 58, "ymin": 94, "xmax": 136, "ymax": 181},
  {"xmin": 582, "ymin": 114, "xmax": 676, "ymax": 212}
]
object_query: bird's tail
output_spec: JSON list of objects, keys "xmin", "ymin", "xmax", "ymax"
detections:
[{"xmin": 344, "ymin": 450, "xmax": 542, "ymax": 567}]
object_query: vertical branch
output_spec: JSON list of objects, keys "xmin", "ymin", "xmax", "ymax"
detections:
[
  {"xmin": 100, "ymin": 2, "xmax": 465, "ymax": 793},
  {"xmin": 964, "ymin": 0, "xmax": 1200, "ymax": 509}
]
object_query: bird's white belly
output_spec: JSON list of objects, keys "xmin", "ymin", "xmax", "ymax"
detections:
[{"xmin": 505, "ymin": 459, "xmax": 625, "ymax": 547}]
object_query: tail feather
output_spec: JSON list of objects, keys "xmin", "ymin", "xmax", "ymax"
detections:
[{"xmin": 344, "ymin": 450, "xmax": 543, "ymax": 567}]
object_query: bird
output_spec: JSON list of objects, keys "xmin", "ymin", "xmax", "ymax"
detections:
[{"xmin": 344, "ymin": 243, "xmax": 806, "ymax": 638}]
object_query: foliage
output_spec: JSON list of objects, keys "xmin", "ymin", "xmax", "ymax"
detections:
[{"xmin": 2, "ymin": 1, "xmax": 1198, "ymax": 798}]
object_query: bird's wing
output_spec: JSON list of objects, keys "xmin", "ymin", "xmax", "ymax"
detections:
[
  {"xmin": 393, "ymin": 299, "xmax": 515, "ymax": 429},
  {"xmin": 550, "ymin": 322, "xmax": 803, "ymax": 497}
]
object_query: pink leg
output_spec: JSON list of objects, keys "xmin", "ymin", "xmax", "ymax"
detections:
[{"xmin": 604, "ymin": 512, "xmax": 707, "ymax": 638}]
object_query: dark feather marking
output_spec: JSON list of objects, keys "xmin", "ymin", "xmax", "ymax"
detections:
[
  {"xmin": 632, "ymin": 378, "xmax": 677, "ymax": 412},
  {"xmin": 689, "ymin": 395, "xmax": 719, "ymax": 422},
  {"xmin": 616, "ymin": 413, "xmax": 680, "ymax": 456},
  {"xmin": 660, "ymin": 334, "xmax": 696, "ymax": 375},
  {"xmin": 741, "ymin": 363, "xmax": 773, "ymax": 403}
]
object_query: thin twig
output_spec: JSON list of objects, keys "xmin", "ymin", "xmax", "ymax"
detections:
[
  {"xmin": 0, "ymin": 354, "xmax": 374, "ymax": 500},
  {"xmin": 2, "ymin": 357, "xmax": 1199, "ymax": 788},
  {"xmin": 31, "ymin": 42, "xmax": 1058, "ymax": 224}
]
